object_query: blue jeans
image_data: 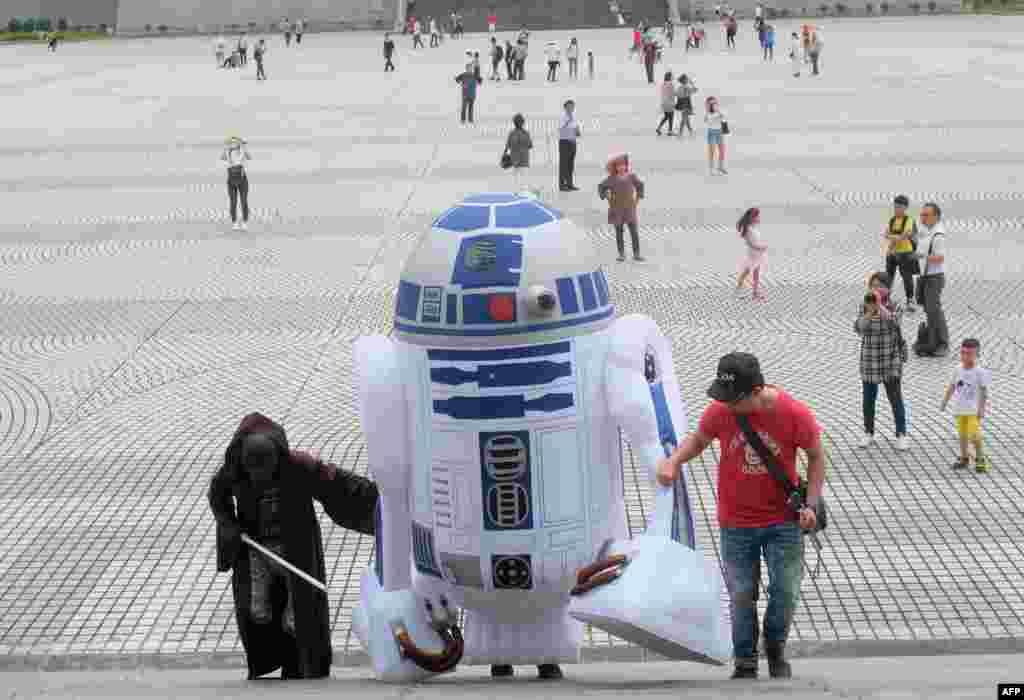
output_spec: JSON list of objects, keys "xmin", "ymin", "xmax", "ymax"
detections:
[{"xmin": 720, "ymin": 523, "xmax": 804, "ymax": 666}]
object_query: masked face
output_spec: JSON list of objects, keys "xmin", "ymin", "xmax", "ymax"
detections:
[{"xmin": 241, "ymin": 435, "xmax": 279, "ymax": 483}]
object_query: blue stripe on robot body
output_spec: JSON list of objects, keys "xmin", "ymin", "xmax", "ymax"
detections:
[{"xmin": 409, "ymin": 338, "xmax": 612, "ymax": 600}]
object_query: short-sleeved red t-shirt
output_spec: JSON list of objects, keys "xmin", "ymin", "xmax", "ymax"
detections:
[{"xmin": 697, "ymin": 387, "xmax": 821, "ymax": 528}]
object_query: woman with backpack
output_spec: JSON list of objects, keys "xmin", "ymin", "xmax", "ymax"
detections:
[{"xmin": 855, "ymin": 272, "xmax": 910, "ymax": 451}]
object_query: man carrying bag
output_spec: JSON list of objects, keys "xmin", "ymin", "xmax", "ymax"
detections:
[{"xmin": 657, "ymin": 352, "xmax": 826, "ymax": 680}]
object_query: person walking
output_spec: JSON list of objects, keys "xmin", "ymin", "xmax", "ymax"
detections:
[
  {"xmin": 429, "ymin": 16, "xmax": 439, "ymax": 47},
  {"xmin": 642, "ymin": 35, "xmax": 657, "ymax": 83},
  {"xmin": 567, "ymin": 37, "xmax": 580, "ymax": 79},
  {"xmin": 598, "ymin": 153, "xmax": 645, "ymax": 262},
  {"xmin": 221, "ymin": 136, "xmax": 252, "ymax": 231},
  {"xmin": 280, "ymin": 17, "xmax": 291, "ymax": 46},
  {"xmin": 656, "ymin": 72, "xmax": 676, "ymax": 135},
  {"xmin": 412, "ymin": 18, "xmax": 424, "ymax": 49},
  {"xmin": 704, "ymin": 96, "xmax": 728, "ymax": 175},
  {"xmin": 237, "ymin": 34, "xmax": 248, "ymax": 66},
  {"xmin": 675, "ymin": 74, "xmax": 698, "ymax": 137},
  {"xmin": 489, "ymin": 38, "xmax": 503, "ymax": 80},
  {"xmin": 763, "ymin": 23, "xmax": 775, "ymax": 61},
  {"xmin": 587, "ymin": 50, "xmax": 595, "ymax": 79},
  {"xmin": 515, "ymin": 39, "xmax": 528, "ymax": 80},
  {"xmin": 808, "ymin": 28, "xmax": 822, "ymax": 76},
  {"xmin": 472, "ymin": 51, "xmax": 483, "ymax": 82},
  {"xmin": 855, "ymin": 273, "xmax": 910, "ymax": 451},
  {"xmin": 725, "ymin": 13, "xmax": 737, "ymax": 50},
  {"xmin": 455, "ymin": 63, "xmax": 481, "ymax": 124},
  {"xmin": 505, "ymin": 40, "xmax": 515, "ymax": 80},
  {"xmin": 254, "ymin": 39, "xmax": 267, "ymax": 80},
  {"xmin": 558, "ymin": 100, "xmax": 581, "ymax": 191},
  {"xmin": 504, "ymin": 113, "xmax": 533, "ymax": 192},
  {"xmin": 883, "ymin": 194, "xmax": 919, "ymax": 310},
  {"xmin": 941, "ymin": 338, "xmax": 992, "ymax": 472},
  {"xmin": 736, "ymin": 208, "xmax": 767, "ymax": 300},
  {"xmin": 657, "ymin": 352, "xmax": 825, "ymax": 681},
  {"xmin": 215, "ymin": 33, "xmax": 227, "ymax": 68},
  {"xmin": 913, "ymin": 202, "xmax": 949, "ymax": 357},
  {"xmin": 545, "ymin": 41, "xmax": 561, "ymax": 82},
  {"xmin": 294, "ymin": 18, "xmax": 304, "ymax": 45},
  {"xmin": 383, "ymin": 33, "xmax": 396, "ymax": 72},
  {"xmin": 789, "ymin": 32, "xmax": 801, "ymax": 77}
]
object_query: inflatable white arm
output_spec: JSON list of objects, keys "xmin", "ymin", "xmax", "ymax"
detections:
[
  {"xmin": 354, "ymin": 335, "xmax": 412, "ymax": 591},
  {"xmin": 604, "ymin": 315, "xmax": 695, "ymax": 548}
]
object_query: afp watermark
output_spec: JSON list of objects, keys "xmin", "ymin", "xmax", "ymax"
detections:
[{"xmin": 999, "ymin": 684, "xmax": 1024, "ymax": 697}]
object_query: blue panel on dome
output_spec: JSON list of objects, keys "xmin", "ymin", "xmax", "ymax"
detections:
[
  {"xmin": 463, "ymin": 193, "xmax": 523, "ymax": 204},
  {"xmin": 494, "ymin": 202, "xmax": 555, "ymax": 228},
  {"xmin": 578, "ymin": 274, "xmax": 597, "ymax": 311},
  {"xmin": 434, "ymin": 205, "xmax": 491, "ymax": 232},
  {"xmin": 556, "ymin": 277, "xmax": 579, "ymax": 315},
  {"xmin": 452, "ymin": 234, "xmax": 522, "ymax": 289},
  {"xmin": 396, "ymin": 281, "xmax": 421, "ymax": 320},
  {"xmin": 534, "ymin": 203, "xmax": 564, "ymax": 220},
  {"xmin": 594, "ymin": 270, "xmax": 609, "ymax": 306}
]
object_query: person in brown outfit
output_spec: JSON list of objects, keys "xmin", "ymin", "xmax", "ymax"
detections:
[{"xmin": 598, "ymin": 153, "xmax": 645, "ymax": 262}]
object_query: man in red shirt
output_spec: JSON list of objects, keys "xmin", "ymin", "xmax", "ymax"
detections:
[{"xmin": 657, "ymin": 352, "xmax": 825, "ymax": 680}]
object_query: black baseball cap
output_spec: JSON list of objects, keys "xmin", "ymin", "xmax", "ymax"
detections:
[
  {"xmin": 894, "ymin": 194, "xmax": 909, "ymax": 207},
  {"xmin": 708, "ymin": 352, "xmax": 765, "ymax": 403}
]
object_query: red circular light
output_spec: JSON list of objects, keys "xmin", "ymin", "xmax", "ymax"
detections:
[{"xmin": 488, "ymin": 295, "xmax": 516, "ymax": 322}]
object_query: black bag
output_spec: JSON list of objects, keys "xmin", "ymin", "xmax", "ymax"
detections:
[
  {"xmin": 500, "ymin": 151, "xmax": 512, "ymax": 169},
  {"xmin": 721, "ymin": 120, "xmax": 730, "ymax": 135},
  {"xmin": 735, "ymin": 414, "xmax": 827, "ymax": 534},
  {"xmin": 915, "ymin": 321, "xmax": 929, "ymax": 350}
]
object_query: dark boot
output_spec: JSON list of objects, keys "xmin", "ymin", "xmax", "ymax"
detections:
[
  {"xmin": 537, "ymin": 664, "xmax": 563, "ymax": 680},
  {"xmin": 765, "ymin": 641, "xmax": 792, "ymax": 679},
  {"xmin": 491, "ymin": 664, "xmax": 514, "ymax": 678},
  {"xmin": 730, "ymin": 661, "xmax": 758, "ymax": 679}
]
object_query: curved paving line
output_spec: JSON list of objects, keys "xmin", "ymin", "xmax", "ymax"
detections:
[{"xmin": 0, "ymin": 366, "xmax": 52, "ymax": 463}]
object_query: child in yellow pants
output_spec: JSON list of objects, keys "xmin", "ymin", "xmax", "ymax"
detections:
[{"xmin": 941, "ymin": 338, "xmax": 991, "ymax": 473}]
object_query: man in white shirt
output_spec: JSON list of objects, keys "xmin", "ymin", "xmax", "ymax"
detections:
[
  {"xmin": 914, "ymin": 202, "xmax": 949, "ymax": 356},
  {"xmin": 558, "ymin": 100, "xmax": 581, "ymax": 191}
]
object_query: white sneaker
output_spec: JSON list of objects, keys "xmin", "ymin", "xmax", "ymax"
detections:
[
  {"xmin": 239, "ymin": 221, "xmax": 248, "ymax": 231},
  {"xmin": 857, "ymin": 434, "xmax": 875, "ymax": 449},
  {"xmin": 894, "ymin": 436, "xmax": 909, "ymax": 451},
  {"xmin": 231, "ymin": 221, "xmax": 241, "ymax": 231}
]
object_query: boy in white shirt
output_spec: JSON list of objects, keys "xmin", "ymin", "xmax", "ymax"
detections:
[{"xmin": 941, "ymin": 338, "xmax": 991, "ymax": 472}]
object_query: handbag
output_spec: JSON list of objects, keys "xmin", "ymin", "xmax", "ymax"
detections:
[
  {"xmin": 500, "ymin": 151, "xmax": 512, "ymax": 169},
  {"xmin": 913, "ymin": 231, "xmax": 941, "ymax": 305},
  {"xmin": 735, "ymin": 414, "xmax": 827, "ymax": 534},
  {"xmin": 721, "ymin": 120, "xmax": 730, "ymax": 135}
]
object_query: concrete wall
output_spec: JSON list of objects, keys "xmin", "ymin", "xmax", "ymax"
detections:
[
  {"xmin": 3, "ymin": 0, "xmax": 44, "ymax": 20},
  {"xmin": 402, "ymin": 0, "xmax": 671, "ymax": 31},
  {"xmin": 682, "ymin": 0, "xmax": 961, "ymax": 17},
  {"xmin": 114, "ymin": 0, "xmax": 394, "ymax": 32},
  {"xmin": 41, "ymin": 0, "xmax": 118, "ymax": 27}
]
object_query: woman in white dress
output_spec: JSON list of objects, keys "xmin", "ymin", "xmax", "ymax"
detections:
[{"xmin": 736, "ymin": 207, "xmax": 768, "ymax": 301}]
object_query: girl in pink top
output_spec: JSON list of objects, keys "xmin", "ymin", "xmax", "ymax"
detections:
[{"xmin": 736, "ymin": 207, "xmax": 767, "ymax": 300}]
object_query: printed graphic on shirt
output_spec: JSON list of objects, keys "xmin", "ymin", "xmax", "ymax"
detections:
[{"xmin": 727, "ymin": 430, "xmax": 782, "ymax": 476}]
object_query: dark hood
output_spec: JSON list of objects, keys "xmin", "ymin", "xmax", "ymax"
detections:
[{"xmin": 224, "ymin": 412, "xmax": 290, "ymax": 481}]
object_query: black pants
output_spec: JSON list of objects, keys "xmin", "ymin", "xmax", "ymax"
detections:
[
  {"xmin": 810, "ymin": 50, "xmax": 820, "ymax": 75},
  {"xmin": 919, "ymin": 274, "xmax": 949, "ymax": 352},
  {"xmin": 547, "ymin": 61, "xmax": 558, "ymax": 81},
  {"xmin": 384, "ymin": 55, "xmax": 395, "ymax": 71},
  {"xmin": 644, "ymin": 59, "xmax": 654, "ymax": 83},
  {"xmin": 657, "ymin": 111, "xmax": 674, "ymax": 133},
  {"xmin": 515, "ymin": 59, "xmax": 525, "ymax": 80},
  {"xmin": 256, "ymin": 60, "xmax": 266, "ymax": 80},
  {"xmin": 558, "ymin": 139, "xmax": 577, "ymax": 188},
  {"xmin": 727, "ymin": 31, "xmax": 736, "ymax": 48},
  {"xmin": 615, "ymin": 223, "xmax": 640, "ymax": 258},
  {"xmin": 885, "ymin": 253, "xmax": 917, "ymax": 303},
  {"xmin": 505, "ymin": 58, "xmax": 514, "ymax": 79},
  {"xmin": 239, "ymin": 48, "xmax": 247, "ymax": 65},
  {"xmin": 413, "ymin": 34, "xmax": 424, "ymax": 48},
  {"xmin": 460, "ymin": 96, "xmax": 475, "ymax": 123},
  {"xmin": 228, "ymin": 172, "xmax": 249, "ymax": 223},
  {"xmin": 284, "ymin": 32, "xmax": 291, "ymax": 46},
  {"xmin": 863, "ymin": 378, "xmax": 907, "ymax": 436},
  {"xmin": 296, "ymin": 33, "xmax": 303, "ymax": 44},
  {"xmin": 430, "ymin": 33, "xmax": 438, "ymax": 47}
]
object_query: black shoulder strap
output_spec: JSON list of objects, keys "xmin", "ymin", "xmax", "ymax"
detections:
[{"xmin": 735, "ymin": 414, "xmax": 798, "ymax": 499}]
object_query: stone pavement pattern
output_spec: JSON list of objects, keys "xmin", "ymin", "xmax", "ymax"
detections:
[
  {"xmin": 0, "ymin": 16, "xmax": 1023, "ymax": 665},
  {"xmin": 0, "ymin": 657, "xmax": 1019, "ymax": 698}
]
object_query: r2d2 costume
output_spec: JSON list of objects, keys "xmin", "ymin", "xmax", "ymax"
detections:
[{"xmin": 352, "ymin": 193, "xmax": 729, "ymax": 681}]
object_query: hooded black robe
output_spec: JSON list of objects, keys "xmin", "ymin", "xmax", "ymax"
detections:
[{"xmin": 209, "ymin": 413, "xmax": 378, "ymax": 679}]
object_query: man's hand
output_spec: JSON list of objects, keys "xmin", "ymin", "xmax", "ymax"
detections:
[
  {"xmin": 798, "ymin": 506, "xmax": 817, "ymax": 531},
  {"xmin": 655, "ymin": 456, "xmax": 677, "ymax": 486}
]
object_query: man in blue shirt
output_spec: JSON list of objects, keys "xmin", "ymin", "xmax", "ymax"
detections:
[{"xmin": 455, "ymin": 63, "xmax": 481, "ymax": 124}]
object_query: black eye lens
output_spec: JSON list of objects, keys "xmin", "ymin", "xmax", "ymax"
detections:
[{"xmin": 538, "ymin": 292, "xmax": 556, "ymax": 310}]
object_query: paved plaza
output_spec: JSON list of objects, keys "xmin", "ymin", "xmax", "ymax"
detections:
[{"xmin": 1, "ymin": 12, "xmax": 1023, "ymax": 689}]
